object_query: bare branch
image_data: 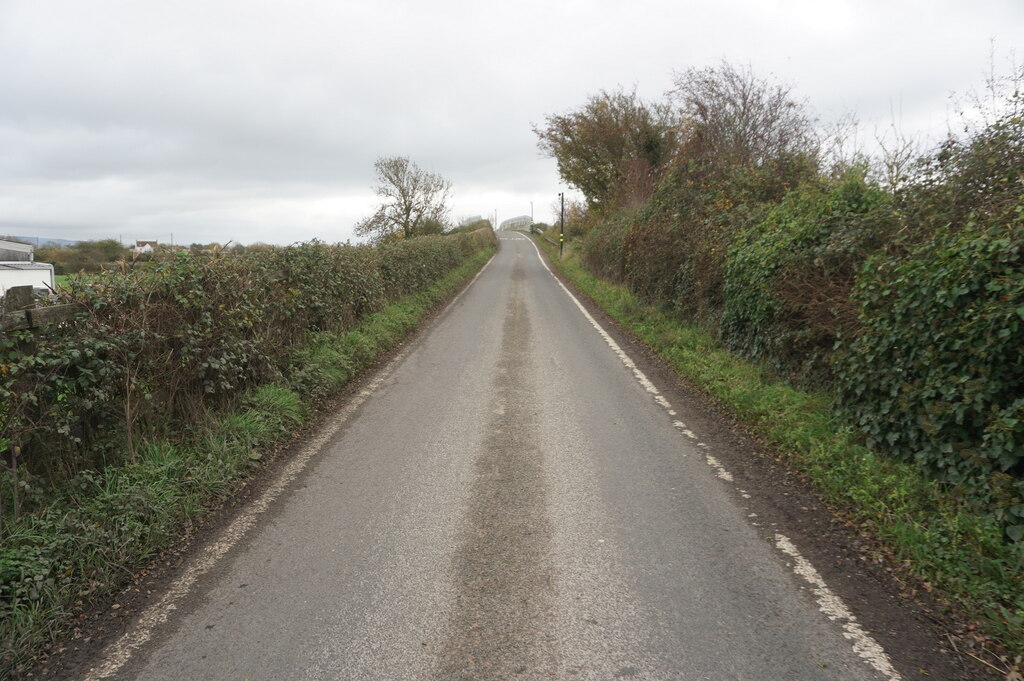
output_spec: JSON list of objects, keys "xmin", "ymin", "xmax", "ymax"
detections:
[{"xmin": 669, "ymin": 61, "xmax": 817, "ymax": 169}]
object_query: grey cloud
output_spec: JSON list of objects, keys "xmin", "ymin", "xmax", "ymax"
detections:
[{"xmin": 0, "ymin": 0, "xmax": 1021, "ymax": 245}]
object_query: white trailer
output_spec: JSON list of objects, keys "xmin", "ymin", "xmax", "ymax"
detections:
[{"xmin": 0, "ymin": 262, "xmax": 55, "ymax": 295}]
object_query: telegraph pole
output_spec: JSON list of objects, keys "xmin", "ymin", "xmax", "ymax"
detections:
[{"xmin": 558, "ymin": 192, "xmax": 565, "ymax": 257}]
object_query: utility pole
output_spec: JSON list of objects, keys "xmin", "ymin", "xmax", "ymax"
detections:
[{"xmin": 559, "ymin": 192, "xmax": 565, "ymax": 257}]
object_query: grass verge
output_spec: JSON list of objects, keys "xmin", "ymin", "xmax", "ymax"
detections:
[
  {"xmin": 1, "ymin": 247, "xmax": 494, "ymax": 677},
  {"xmin": 534, "ymin": 238, "xmax": 1023, "ymax": 660}
]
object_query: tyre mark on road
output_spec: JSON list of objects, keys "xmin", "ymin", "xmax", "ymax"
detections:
[
  {"xmin": 438, "ymin": 258, "xmax": 558, "ymax": 680},
  {"xmin": 83, "ymin": 254, "xmax": 497, "ymax": 681}
]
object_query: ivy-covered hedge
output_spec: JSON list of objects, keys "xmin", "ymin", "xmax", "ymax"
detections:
[
  {"xmin": 568, "ymin": 97, "xmax": 1024, "ymax": 546},
  {"xmin": 720, "ymin": 173, "xmax": 897, "ymax": 382},
  {"xmin": 836, "ymin": 209, "xmax": 1024, "ymax": 539},
  {"xmin": 0, "ymin": 230, "xmax": 495, "ymax": 510}
]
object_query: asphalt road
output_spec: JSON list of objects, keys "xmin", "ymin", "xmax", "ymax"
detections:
[{"xmin": 89, "ymin": 233, "xmax": 902, "ymax": 680}]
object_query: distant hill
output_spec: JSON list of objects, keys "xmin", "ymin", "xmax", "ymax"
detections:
[{"xmin": 5, "ymin": 236, "xmax": 80, "ymax": 247}]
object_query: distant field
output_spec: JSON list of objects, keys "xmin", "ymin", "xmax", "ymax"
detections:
[{"xmin": 53, "ymin": 273, "xmax": 94, "ymax": 285}]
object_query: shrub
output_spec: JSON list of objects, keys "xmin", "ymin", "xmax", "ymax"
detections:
[
  {"xmin": 582, "ymin": 213, "xmax": 632, "ymax": 282},
  {"xmin": 904, "ymin": 102, "xmax": 1024, "ymax": 241},
  {"xmin": 0, "ymin": 232, "xmax": 495, "ymax": 523},
  {"xmin": 720, "ymin": 172, "xmax": 896, "ymax": 382},
  {"xmin": 835, "ymin": 205, "xmax": 1024, "ymax": 540}
]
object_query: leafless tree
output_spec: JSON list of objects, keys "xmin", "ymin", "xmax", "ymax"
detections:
[
  {"xmin": 669, "ymin": 61, "xmax": 817, "ymax": 168},
  {"xmin": 819, "ymin": 109, "xmax": 869, "ymax": 176},
  {"xmin": 949, "ymin": 42, "xmax": 1023, "ymax": 136},
  {"xmin": 355, "ymin": 156, "xmax": 452, "ymax": 241},
  {"xmin": 874, "ymin": 101, "xmax": 921, "ymax": 193}
]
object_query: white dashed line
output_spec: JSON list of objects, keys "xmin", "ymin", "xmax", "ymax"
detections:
[
  {"xmin": 519, "ymin": 234, "xmax": 902, "ymax": 681},
  {"xmin": 704, "ymin": 455, "xmax": 735, "ymax": 482}
]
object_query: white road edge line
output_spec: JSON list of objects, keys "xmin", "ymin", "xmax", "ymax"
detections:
[
  {"xmin": 775, "ymin": 534, "xmax": 902, "ymax": 681},
  {"xmin": 83, "ymin": 252, "xmax": 497, "ymax": 681},
  {"xmin": 518, "ymin": 234, "xmax": 903, "ymax": 681}
]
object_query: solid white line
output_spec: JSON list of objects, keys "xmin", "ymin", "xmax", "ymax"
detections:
[
  {"xmin": 520, "ymin": 235, "xmax": 902, "ymax": 681},
  {"xmin": 83, "ymin": 253, "xmax": 496, "ymax": 680}
]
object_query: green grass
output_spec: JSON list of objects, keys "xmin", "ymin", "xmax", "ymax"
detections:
[
  {"xmin": 0, "ymin": 247, "xmax": 494, "ymax": 677},
  {"xmin": 535, "ymin": 238, "xmax": 1024, "ymax": 658},
  {"xmin": 52, "ymin": 274, "xmax": 81, "ymax": 288}
]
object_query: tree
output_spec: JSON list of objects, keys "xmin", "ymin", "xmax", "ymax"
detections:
[
  {"xmin": 670, "ymin": 61, "xmax": 816, "ymax": 170},
  {"xmin": 35, "ymin": 239, "xmax": 130, "ymax": 274},
  {"xmin": 355, "ymin": 156, "xmax": 452, "ymax": 241},
  {"xmin": 533, "ymin": 88, "xmax": 680, "ymax": 212}
]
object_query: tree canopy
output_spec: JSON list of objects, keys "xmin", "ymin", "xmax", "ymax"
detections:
[
  {"xmin": 533, "ymin": 88, "xmax": 680, "ymax": 212},
  {"xmin": 355, "ymin": 156, "xmax": 452, "ymax": 241}
]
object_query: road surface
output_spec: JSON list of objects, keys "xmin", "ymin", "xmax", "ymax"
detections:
[{"xmin": 85, "ymin": 232, "xmax": 904, "ymax": 680}]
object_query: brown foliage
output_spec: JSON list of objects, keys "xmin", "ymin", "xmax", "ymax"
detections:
[{"xmin": 534, "ymin": 88, "xmax": 680, "ymax": 212}]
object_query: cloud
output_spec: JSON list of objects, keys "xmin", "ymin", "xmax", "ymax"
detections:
[{"xmin": 0, "ymin": 0, "xmax": 1021, "ymax": 244}]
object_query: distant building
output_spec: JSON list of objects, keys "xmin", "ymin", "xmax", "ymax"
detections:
[
  {"xmin": 133, "ymin": 240, "xmax": 157, "ymax": 255},
  {"xmin": 499, "ymin": 215, "xmax": 532, "ymax": 232},
  {"xmin": 0, "ymin": 239, "xmax": 54, "ymax": 295},
  {"xmin": 0, "ymin": 238, "xmax": 33, "ymax": 262}
]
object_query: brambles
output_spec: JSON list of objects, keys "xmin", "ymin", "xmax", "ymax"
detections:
[
  {"xmin": 720, "ymin": 171, "xmax": 897, "ymax": 382},
  {"xmin": 0, "ymin": 230, "xmax": 495, "ymax": 523},
  {"xmin": 835, "ymin": 211, "xmax": 1024, "ymax": 540},
  {"xmin": 0, "ymin": 232, "xmax": 496, "ymax": 675}
]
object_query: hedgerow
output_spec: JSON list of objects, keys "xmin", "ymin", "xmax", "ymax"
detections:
[
  {"xmin": 835, "ymin": 208, "xmax": 1024, "ymax": 540},
  {"xmin": 0, "ymin": 230, "xmax": 494, "ymax": 523},
  {"xmin": 551, "ymin": 66, "xmax": 1024, "ymax": 549},
  {"xmin": 720, "ymin": 171, "xmax": 897, "ymax": 383},
  {"xmin": 0, "ymin": 230, "xmax": 495, "ymax": 674},
  {"xmin": 541, "ymin": 61, "xmax": 1024, "ymax": 658}
]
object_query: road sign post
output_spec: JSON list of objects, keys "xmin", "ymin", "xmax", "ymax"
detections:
[{"xmin": 559, "ymin": 192, "xmax": 564, "ymax": 257}]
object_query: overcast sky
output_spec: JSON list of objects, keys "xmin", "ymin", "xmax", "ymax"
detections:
[{"xmin": 1, "ymin": 0, "xmax": 1022, "ymax": 246}]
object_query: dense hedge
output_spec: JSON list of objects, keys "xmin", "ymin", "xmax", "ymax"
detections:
[
  {"xmin": 0, "ymin": 229, "xmax": 495, "ymax": 514},
  {"xmin": 0, "ymin": 235, "xmax": 495, "ymax": 675},
  {"xmin": 720, "ymin": 173, "xmax": 897, "ymax": 382},
  {"xmin": 835, "ymin": 210, "xmax": 1024, "ymax": 539},
  {"xmin": 571, "ymin": 104, "xmax": 1024, "ymax": 543}
]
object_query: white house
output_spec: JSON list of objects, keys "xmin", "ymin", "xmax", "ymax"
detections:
[
  {"xmin": 133, "ymin": 240, "xmax": 157, "ymax": 254},
  {"xmin": 0, "ymin": 239, "xmax": 54, "ymax": 295}
]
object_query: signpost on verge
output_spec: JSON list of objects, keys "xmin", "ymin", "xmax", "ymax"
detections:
[{"xmin": 558, "ymin": 192, "xmax": 565, "ymax": 257}]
